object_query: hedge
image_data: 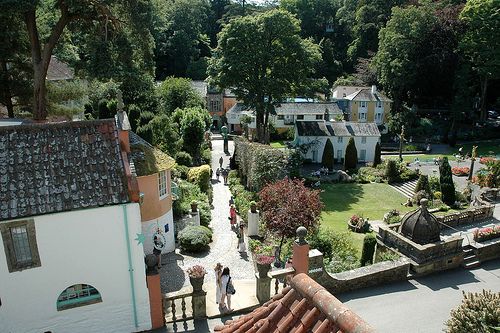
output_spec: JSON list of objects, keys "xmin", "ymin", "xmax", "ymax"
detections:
[
  {"xmin": 188, "ymin": 164, "xmax": 211, "ymax": 193},
  {"xmin": 178, "ymin": 226, "xmax": 213, "ymax": 252},
  {"xmin": 360, "ymin": 233, "xmax": 377, "ymax": 266},
  {"xmin": 175, "ymin": 151, "xmax": 193, "ymax": 167}
]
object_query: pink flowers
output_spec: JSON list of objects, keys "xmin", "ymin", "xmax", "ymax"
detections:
[
  {"xmin": 256, "ymin": 255, "xmax": 275, "ymax": 265},
  {"xmin": 451, "ymin": 167, "xmax": 470, "ymax": 176},
  {"xmin": 479, "ymin": 157, "xmax": 496, "ymax": 164},
  {"xmin": 473, "ymin": 225, "xmax": 500, "ymax": 242},
  {"xmin": 186, "ymin": 265, "xmax": 207, "ymax": 278}
]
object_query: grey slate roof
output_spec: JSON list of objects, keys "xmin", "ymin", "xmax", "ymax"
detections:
[
  {"xmin": 0, "ymin": 120, "xmax": 130, "ymax": 221},
  {"xmin": 296, "ymin": 121, "xmax": 381, "ymax": 137},
  {"xmin": 227, "ymin": 102, "xmax": 342, "ymax": 116},
  {"xmin": 345, "ymin": 88, "xmax": 391, "ymax": 102}
]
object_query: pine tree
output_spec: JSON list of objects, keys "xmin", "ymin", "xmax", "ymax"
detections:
[
  {"xmin": 373, "ymin": 142, "xmax": 382, "ymax": 166},
  {"xmin": 321, "ymin": 139, "xmax": 334, "ymax": 170},
  {"xmin": 344, "ymin": 137, "xmax": 358, "ymax": 170},
  {"xmin": 439, "ymin": 157, "xmax": 456, "ymax": 205},
  {"xmin": 415, "ymin": 175, "xmax": 432, "ymax": 197}
]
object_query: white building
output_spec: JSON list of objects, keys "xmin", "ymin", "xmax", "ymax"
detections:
[
  {"xmin": 226, "ymin": 101, "xmax": 343, "ymax": 134},
  {"xmin": 0, "ymin": 120, "xmax": 152, "ymax": 333},
  {"xmin": 294, "ymin": 121, "xmax": 381, "ymax": 164}
]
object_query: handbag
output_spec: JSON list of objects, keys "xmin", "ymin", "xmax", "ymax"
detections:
[{"xmin": 226, "ymin": 277, "xmax": 236, "ymax": 295}]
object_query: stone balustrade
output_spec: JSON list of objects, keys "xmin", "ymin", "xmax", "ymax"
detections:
[
  {"xmin": 163, "ymin": 287, "xmax": 206, "ymax": 322},
  {"xmin": 436, "ymin": 205, "xmax": 494, "ymax": 229}
]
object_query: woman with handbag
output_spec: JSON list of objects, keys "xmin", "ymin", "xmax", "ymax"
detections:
[
  {"xmin": 214, "ymin": 263, "xmax": 223, "ymax": 304},
  {"xmin": 220, "ymin": 267, "xmax": 235, "ymax": 312}
]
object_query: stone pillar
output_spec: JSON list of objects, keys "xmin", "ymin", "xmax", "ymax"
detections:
[
  {"xmin": 292, "ymin": 226, "xmax": 310, "ymax": 275},
  {"xmin": 255, "ymin": 273, "xmax": 271, "ymax": 304},
  {"xmin": 145, "ymin": 254, "xmax": 164, "ymax": 329},
  {"xmin": 192, "ymin": 290, "xmax": 207, "ymax": 319},
  {"xmin": 191, "ymin": 210, "xmax": 200, "ymax": 227},
  {"xmin": 247, "ymin": 210, "xmax": 260, "ymax": 236},
  {"xmin": 308, "ymin": 249, "xmax": 324, "ymax": 280}
]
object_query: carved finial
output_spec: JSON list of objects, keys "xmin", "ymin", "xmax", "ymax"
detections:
[
  {"xmin": 296, "ymin": 226, "xmax": 307, "ymax": 245},
  {"xmin": 420, "ymin": 198, "xmax": 428, "ymax": 210}
]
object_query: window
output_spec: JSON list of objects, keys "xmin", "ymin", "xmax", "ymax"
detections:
[
  {"xmin": 297, "ymin": 115, "xmax": 304, "ymax": 120},
  {"xmin": 1, "ymin": 219, "xmax": 41, "ymax": 273},
  {"xmin": 360, "ymin": 101, "xmax": 367, "ymax": 108},
  {"xmin": 360, "ymin": 149, "xmax": 366, "ymax": 161},
  {"xmin": 158, "ymin": 170, "xmax": 168, "ymax": 199},
  {"xmin": 316, "ymin": 114, "xmax": 323, "ymax": 120},
  {"xmin": 359, "ymin": 112, "xmax": 367, "ymax": 121},
  {"xmin": 337, "ymin": 137, "xmax": 343, "ymax": 143},
  {"xmin": 376, "ymin": 101, "xmax": 383, "ymax": 108},
  {"xmin": 361, "ymin": 137, "xmax": 366, "ymax": 144},
  {"xmin": 57, "ymin": 284, "xmax": 102, "ymax": 311},
  {"xmin": 342, "ymin": 93, "xmax": 346, "ymax": 97}
]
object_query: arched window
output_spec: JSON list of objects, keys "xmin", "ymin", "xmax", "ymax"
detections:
[{"xmin": 57, "ymin": 284, "xmax": 102, "ymax": 311}]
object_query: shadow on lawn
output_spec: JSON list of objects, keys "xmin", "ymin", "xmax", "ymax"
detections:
[{"xmin": 321, "ymin": 183, "xmax": 364, "ymax": 213}]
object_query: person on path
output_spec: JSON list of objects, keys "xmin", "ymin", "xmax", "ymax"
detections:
[
  {"xmin": 219, "ymin": 156, "xmax": 223, "ymax": 168},
  {"xmin": 216, "ymin": 168, "xmax": 220, "ymax": 181},
  {"xmin": 229, "ymin": 196, "xmax": 234, "ymax": 206},
  {"xmin": 229, "ymin": 204, "xmax": 237, "ymax": 227},
  {"xmin": 220, "ymin": 267, "xmax": 233, "ymax": 312},
  {"xmin": 214, "ymin": 263, "xmax": 223, "ymax": 304},
  {"xmin": 222, "ymin": 168, "xmax": 229, "ymax": 185},
  {"xmin": 237, "ymin": 224, "xmax": 246, "ymax": 253}
]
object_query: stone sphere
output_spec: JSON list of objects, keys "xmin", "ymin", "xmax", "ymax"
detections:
[{"xmin": 145, "ymin": 254, "xmax": 158, "ymax": 268}]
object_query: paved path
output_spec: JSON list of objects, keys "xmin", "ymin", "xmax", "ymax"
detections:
[
  {"xmin": 338, "ymin": 259, "xmax": 500, "ymax": 333},
  {"xmin": 160, "ymin": 138, "xmax": 255, "ymax": 294}
]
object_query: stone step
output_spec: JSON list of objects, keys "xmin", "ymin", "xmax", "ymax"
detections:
[
  {"xmin": 464, "ymin": 254, "xmax": 476, "ymax": 261},
  {"xmin": 463, "ymin": 260, "xmax": 481, "ymax": 269}
]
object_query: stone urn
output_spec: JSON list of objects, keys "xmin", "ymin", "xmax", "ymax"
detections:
[
  {"xmin": 189, "ymin": 276, "xmax": 204, "ymax": 292},
  {"xmin": 250, "ymin": 201, "xmax": 257, "ymax": 213},
  {"xmin": 256, "ymin": 263, "xmax": 271, "ymax": 278},
  {"xmin": 190, "ymin": 201, "xmax": 198, "ymax": 213}
]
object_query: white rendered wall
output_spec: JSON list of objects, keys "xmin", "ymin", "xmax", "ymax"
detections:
[
  {"xmin": 0, "ymin": 204, "xmax": 152, "ymax": 333},
  {"xmin": 141, "ymin": 209, "xmax": 175, "ymax": 255},
  {"xmin": 297, "ymin": 136, "xmax": 379, "ymax": 163}
]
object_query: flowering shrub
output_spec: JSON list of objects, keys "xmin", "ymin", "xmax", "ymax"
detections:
[
  {"xmin": 473, "ymin": 225, "xmax": 500, "ymax": 242},
  {"xmin": 349, "ymin": 214, "xmax": 363, "ymax": 225},
  {"xmin": 256, "ymin": 255, "xmax": 275, "ymax": 265},
  {"xmin": 451, "ymin": 167, "xmax": 470, "ymax": 176},
  {"xmin": 479, "ymin": 156, "xmax": 496, "ymax": 164},
  {"xmin": 186, "ymin": 265, "xmax": 207, "ymax": 278}
]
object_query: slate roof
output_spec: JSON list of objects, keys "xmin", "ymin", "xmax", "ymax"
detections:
[
  {"xmin": 214, "ymin": 273, "xmax": 374, "ymax": 333},
  {"xmin": 345, "ymin": 88, "xmax": 391, "ymax": 102},
  {"xmin": 0, "ymin": 120, "xmax": 130, "ymax": 221},
  {"xmin": 297, "ymin": 121, "xmax": 381, "ymax": 137},
  {"xmin": 190, "ymin": 80, "xmax": 207, "ymax": 97},
  {"xmin": 46, "ymin": 56, "xmax": 74, "ymax": 81},
  {"xmin": 227, "ymin": 102, "xmax": 342, "ymax": 116},
  {"xmin": 129, "ymin": 132, "xmax": 175, "ymax": 177}
]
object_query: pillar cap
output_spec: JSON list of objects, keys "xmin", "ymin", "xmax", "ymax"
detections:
[{"xmin": 296, "ymin": 226, "xmax": 307, "ymax": 245}]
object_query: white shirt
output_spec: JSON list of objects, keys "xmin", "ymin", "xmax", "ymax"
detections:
[{"xmin": 221, "ymin": 275, "xmax": 230, "ymax": 294}]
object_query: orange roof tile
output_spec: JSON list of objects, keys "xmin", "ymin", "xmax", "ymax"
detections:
[{"xmin": 214, "ymin": 273, "xmax": 375, "ymax": 333}]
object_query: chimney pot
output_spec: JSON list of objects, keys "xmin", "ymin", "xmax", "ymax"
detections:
[{"xmin": 371, "ymin": 85, "xmax": 377, "ymax": 94}]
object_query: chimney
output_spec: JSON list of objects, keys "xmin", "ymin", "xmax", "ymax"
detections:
[
  {"xmin": 292, "ymin": 226, "xmax": 310, "ymax": 275},
  {"xmin": 371, "ymin": 85, "xmax": 377, "ymax": 95},
  {"xmin": 115, "ymin": 90, "xmax": 131, "ymax": 153}
]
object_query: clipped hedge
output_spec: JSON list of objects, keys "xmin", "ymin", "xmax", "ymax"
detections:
[
  {"xmin": 227, "ymin": 170, "xmax": 258, "ymax": 223},
  {"xmin": 360, "ymin": 233, "xmax": 377, "ymax": 266},
  {"xmin": 178, "ymin": 226, "xmax": 213, "ymax": 252},
  {"xmin": 188, "ymin": 164, "xmax": 211, "ymax": 192}
]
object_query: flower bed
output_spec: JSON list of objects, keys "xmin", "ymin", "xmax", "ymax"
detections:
[
  {"xmin": 473, "ymin": 225, "xmax": 500, "ymax": 242},
  {"xmin": 479, "ymin": 157, "xmax": 496, "ymax": 164},
  {"xmin": 451, "ymin": 167, "xmax": 470, "ymax": 176}
]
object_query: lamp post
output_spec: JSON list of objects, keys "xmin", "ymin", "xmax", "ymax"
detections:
[{"xmin": 399, "ymin": 125, "xmax": 405, "ymax": 163}]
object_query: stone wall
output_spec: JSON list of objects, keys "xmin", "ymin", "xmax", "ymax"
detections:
[
  {"xmin": 436, "ymin": 205, "xmax": 494, "ymax": 229},
  {"xmin": 318, "ymin": 258, "xmax": 410, "ymax": 295},
  {"xmin": 471, "ymin": 239, "xmax": 500, "ymax": 263}
]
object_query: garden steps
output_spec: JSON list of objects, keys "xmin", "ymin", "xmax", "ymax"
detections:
[
  {"xmin": 462, "ymin": 246, "xmax": 480, "ymax": 269},
  {"xmin": 389, "ymin": 180, "xmax": 418, "ymax": 199}
]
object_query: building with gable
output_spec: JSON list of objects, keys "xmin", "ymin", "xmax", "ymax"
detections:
[
  {"xmin": 295, "ymin": 121, "xmax": 381, "ymax": 164},
  {"xmin": 0, "ymin": 120, "xmax": 153, "ymax": 333}
]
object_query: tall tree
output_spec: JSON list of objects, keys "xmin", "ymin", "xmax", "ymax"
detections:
[
  {"xmin": 209, "ymin": 9, "xmax": 321, "ymax": 143},
  {"xmin": 156, "ymin": 77, "xmax": 204, "ymax": 115},
  {"xmin": 344, "ymin": 137, "xmax": 358, "ymax": 170},
  {"xmin": 460, "ymin": 0, "xmax": 500, "ymax": 121},
  {"xmin": 321, "ymin": 138, "xmax": 334, "ymax": 170},
  {"xmin": 439, "ymin": 157, "xmax": 456, "ymax": 205}
]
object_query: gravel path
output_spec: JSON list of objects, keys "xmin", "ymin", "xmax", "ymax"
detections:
[{"xmin": 160, "ymin": 138, "xmax": 255, "ymax": 293}]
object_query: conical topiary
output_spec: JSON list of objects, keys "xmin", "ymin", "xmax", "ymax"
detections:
[
  {"xmin": 439, "ymin": 157, "xmax": 456, "ymax": 205},
  {"xmin": 344, "ymin": 137, "xmax": 358, "ymax": 170},
  {"xmin": 415, "ymin": 174, "xmax": 432, "ymax": 197},
  {"xmin": 322, "ymin": 139, "xmax": 334, "ymax": 170},
  {"xmin": 373, "ymin": 142, "xmax": 382, "ymax": 167}
]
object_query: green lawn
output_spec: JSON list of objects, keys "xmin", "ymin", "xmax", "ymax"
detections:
[
  {"xmin": 320, "ymin": 183, "xmax": 413, "ymax": 256},
  {"xmin": 270, "ymin": 141, "xmax": 286, "ymax": 148}
]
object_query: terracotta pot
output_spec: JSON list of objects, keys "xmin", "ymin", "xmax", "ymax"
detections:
[
  {"xmin": 189, "ymin": 276, "xmax": 204, "ymax": 291},
  {"xmin": 256, "ymin": 263, "xmax": 271, "ymax": 278}
]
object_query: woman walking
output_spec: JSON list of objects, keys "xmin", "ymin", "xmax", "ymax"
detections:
[
  {"xmin": 229, "ymin": 204, "xmax": 237, "ymax": 227},
  {"xmin": 220, "ymin": 267, "xmax": 233, "ymax": 312},
  {"xmin": 214, "ymin": 263, "xmax": 223, "ymax": 304},
  {"xmin": 237, "ymin": 224, "xmax": 246, "ymax": 253}
]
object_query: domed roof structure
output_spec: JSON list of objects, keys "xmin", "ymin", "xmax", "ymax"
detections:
[{"xmin": 399, "ymin": 199, "xmax": 441, "ymax": 245}]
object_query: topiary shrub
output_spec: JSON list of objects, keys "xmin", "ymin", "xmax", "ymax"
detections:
[
  {"xmin": 175, "ymin": 151, "xmax": 193, "ymax": 167},
  {"xmin": 373, "ymin": 142, "xmax": 381, "ymax": 167},
  {"xmin": 413, "ymin": 190, "xmax": 429, "ymax": 204},
  {"xmin": 178, "ymin": 226, "xmax": 213, "ymax": 253},
  {"xmin": 322, "ymin": 139, "xmax": 334, "ymax": 170},
  {"xmin": 344, "ymin": 137, "xmax": 358, "ymax": 170},
  {"xmin": 439, "ymin": 157, "xmax": 456, "ymax": 205},
  {"xmin": 201, "ymin": 148, "xmax": 212, "ymax": 165},
  {"xmin": 415, "ymin": 175, "xmax": 432, "ymax": 197},
  {"xmin": 385, "ymin": 160, "xmax": 399, "ymax": 183},
  {"xmin": 360, "ymin": 233, "xmax": 377, "ymax": 266},
  {"xmin": 445, "ymin": 290, "xmax": 499, "ymax": 333},
  {"xmin": 188, "ymin": 164, "xmax": 211, "ymax": 192},
  {"xmin": 172, "ymin": 164, "xmax": 189, "ymax": 180}
]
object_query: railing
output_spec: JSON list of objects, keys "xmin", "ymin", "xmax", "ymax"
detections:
[
  {"xmin": 269, "ymin": 267, "xmax": 295, "ymax": 296},
  {"xmin": 163, "ymin": 290, "xmax": 192, "ymax": 322}
]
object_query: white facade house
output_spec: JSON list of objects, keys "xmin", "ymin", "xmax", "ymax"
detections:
[
  {"xmin": 0, "ymin": 120, "xmax": 153, "ymax": 333},
  {"xmin": 294, "ymin": 121, "xmax": 381, "ymax": 164},
  {"xmin": 226, "ymin": 102, "xmax": 343, "ymax": 133}
]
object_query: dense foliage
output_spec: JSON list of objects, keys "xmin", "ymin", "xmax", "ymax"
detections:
[
  {"xmin": 173, "ymin": 179, "xmax": 211, "ymax": 227},
  {"xmin": 321, "ymin": 139, "xmax": 334, "ymax": 170},
  {"xmin": 415, "ymin": 175, "xmax": 432, "ymax": 198},
  {"xmin": 187, "ymin": 165, "xmax": 211, "ymax": 193},
  {"xmin": 309, "ymin": 229, "xmax": 359, "ymax": 273},
  {"xmin": 344, "ymin": 137, "xmax": 358, "ymax": 170},
  {"xmin": 439, "ymin": 157, "xmax": 456, "ymax": 205},
  {"xmin": 373, "ymin": 142, "xmax": 381, "ymax": 167},
  {"xmin": 178, "ymin": 226, "xmax": 213, "ymax": 253},
  {"xmin": 227, "ymin": 170, "xmax": 258, "ymax": 224},
  {"xmin": 360, "ymin": 233, "xmax": 377, "ymax": 266}
]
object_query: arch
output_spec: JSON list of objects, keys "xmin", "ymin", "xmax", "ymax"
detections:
[{"xmin": 56, "ymin": 284, "xmax": 102, "ymax": 311}]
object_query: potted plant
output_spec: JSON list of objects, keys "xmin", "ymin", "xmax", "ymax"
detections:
[
  {"xmin": 186, "ymin": 265, "xmax": 207, "ymax": 291},
  {"xmin": 255, "ymin": 255, "xmax": 274, "ymax": 278},
  {"xmin": 190, "ymin": 200, "xmax": 198, "ymax": 213},
  {"xmin": 250, "ymin": 201, "xmax": 258, "ymax": 213}
]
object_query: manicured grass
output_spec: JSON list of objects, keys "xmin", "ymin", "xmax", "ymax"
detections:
[
  {"xmin": 270, "ymin": 141, "xmax": 286, "ymax": 148},
  {"xmin": 320, "ymin": 183, "xmax": 413, "ymax": 256}
]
